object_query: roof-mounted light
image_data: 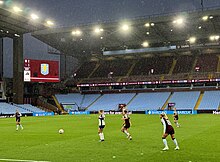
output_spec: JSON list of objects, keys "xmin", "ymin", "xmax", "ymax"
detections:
[
  {"xmin": 72, "ymin": 30, "xmax": 82, "ymax": 36},
  {"xmin": 202, "ymin": 16, "xmax": 208, "ymax": 21},
  {"xmin": 13, "ymin": 6, "xmax": 22, "ymax": 13},
  {"xmin": 30, "ymin": 13, "xmax": 39, "ymax": 20}
]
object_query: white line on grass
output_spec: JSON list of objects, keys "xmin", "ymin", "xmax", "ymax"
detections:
[{"xmin": 0, "ymin": 159, "xmax": 51, "ymax": 162}]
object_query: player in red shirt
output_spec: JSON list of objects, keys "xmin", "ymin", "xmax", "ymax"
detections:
[{"xmin": 160, "ymin": 113, "xmax": 179, "ymax": 151}]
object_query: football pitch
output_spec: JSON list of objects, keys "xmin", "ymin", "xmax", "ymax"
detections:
[{"xmin": 0, "ymin": 114, "xmax": 219, "ymax": 162}]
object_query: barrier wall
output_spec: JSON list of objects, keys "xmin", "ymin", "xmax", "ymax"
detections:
[
  {"xmin": 33, "ymin": 112, "xmax": 54, "ymax": 116},
  {"xmin": 145, "ymin": 110, "xmax": 197, "ymax": 115}
]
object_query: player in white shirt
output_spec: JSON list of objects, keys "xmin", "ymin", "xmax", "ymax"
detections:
[
  {"xmin": 98, "ymin": 110, "xmax": 105, "ymax": 142},
  {"xmin": 121, "ymin": 109, "xmax": 132, "ymax": 140},
  {"xmin": 160, "ymin": 113, "xmax": 179, "ymax": 151},
  {"xmin": 15, "ymin": 110, "xmax": 23, "ymax": 131}
]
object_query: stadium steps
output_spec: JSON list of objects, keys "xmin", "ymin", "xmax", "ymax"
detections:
[
  {"xmin": 126, "ymin": 60, "xmax": 137, "ymax": 77},
  {"xmin": 161, "ymin": 92, "xmax": 173, "ymax": 110},
  {"xmin": 52, "ymin": 95, "xmax": 65, "ymax": 113},
  {"xmin": 86, "ymin": 94, "xmax": 103, "ymax": 110},
  {"xmin": 194, "ymin": 91, "xmax": 204, "ymax": 110},
  {"xmin": 88, "ymin": 63, "xmax": 100, "ymax": 78},
  {"xmin": 126, "ymin": 93, "xmax": 138, "ymax": 107},
  {"xmin": 80, "ymin": 94, "xmax": 86, "ymax": 108},
  {"xmin": 0, "ymin": 81, "xmax": 6, "ymax": 99},
  {"xmin": 160, "ymin": 75, "xmax": 164, "ymax": 81},
  {"xmin": 168, "ymin": 58, "xmax": 177, "ymax": 75},
  {"xmin": 188, "ymin": 57, "xmax": 197, "ymax": 80},
  {"xmin": 37, "ymin": 97, "xmax": 58, "ymax": 112},
  {"xmin": 217, "ymin": 55, "xmax": 220, "ymax": 72}
]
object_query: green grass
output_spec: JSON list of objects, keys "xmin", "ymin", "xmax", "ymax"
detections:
[{"xmin": 0, "ymin": 114, "xmax": 220, "ymax": 162}]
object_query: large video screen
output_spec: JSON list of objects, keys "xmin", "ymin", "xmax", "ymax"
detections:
[{"xmin": 24, "ymin": 59, "xmax": 59, "ymax": 82}]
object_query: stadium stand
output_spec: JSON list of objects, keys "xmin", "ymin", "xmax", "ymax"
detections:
[
  {"xmin": 168, "ymin": 91, "xmax": 201, "ymax": 110},
  {"xmin": 73, "ymin": 54, "xmax": 219, "ymax": 84},
  {"xmin": 130, "ymin": 57, "xmax": 173, "ymax": 76},
  {"xmin": 0, "ymin": 103, "xmax": 31, "ymax": 114},
  {"xmin": 53, "ymin": 90, "xmax": 220, "ymax": 112},
  {"xmin": 80, "ymin": 94, "xmax": 101, "ymax": 108},
  {"xmin": 128, "ymin": 92, "xmax": 170, "ymax": 110},
  {"xmin": 75, "ymin": 61, "xmax": 97, "ymax": 78},
  {"xmin": 173, "ymin": 55, "xmax": 195, "ymax": 74},
  {"xmin": 88, "ymin": 93, "xmax": 136, "ymax": 111},
  {"xmin": 198, "ymin": 91, "xmax": 220, "ymax": 110},
  {"xmin": 55, "ymin": 93, "xmax": 101, "ymax": 110},
  {"xmin": 195, "ymin": 55, "xmax": 218, "ymax": 72},
  {"xmin": 17, "ymin": 104, "xmax": 45, "ymax": 113},
  {"xmin": 55, "ymin": 93, "xmax": 83, "ymax": 104},
  {"xmin": 91, "ymin": 59, "xmax": 134, "ymax": 78}
]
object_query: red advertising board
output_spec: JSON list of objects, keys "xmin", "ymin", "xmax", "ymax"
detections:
[{"xmin": 24, "ymin": 59, "xmax": 59, "ymax": 82}]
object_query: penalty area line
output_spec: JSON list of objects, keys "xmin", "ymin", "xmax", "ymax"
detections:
[{"xmin": 0, "ymin": 159, "xmax": 51, "ymax": 162}]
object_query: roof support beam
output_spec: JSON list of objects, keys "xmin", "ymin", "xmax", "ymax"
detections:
[{"xmin": 13, "ymin": 35, "xmax": 24, "ymax": 104}]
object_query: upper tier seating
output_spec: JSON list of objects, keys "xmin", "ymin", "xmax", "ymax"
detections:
[
  {"xmin": 75, "ymin": 61, "xmax": 97, "ymax": 78},
  {"xmin": 91, "ymin": 59, "xmax": 134, "ymax": 78},
  {"xmin": 173, "ymin": 55, "xmax": 194, "ymax": 74},
  {"xmin": 195, "ymin": 55, "xmax": 218, "ymax": 72},
  {"xmin": 130, "ymin": 57, "xmax": 173, "ymax": 76}
]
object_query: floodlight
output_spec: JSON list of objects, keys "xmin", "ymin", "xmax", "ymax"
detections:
[
  {"xmin": 173, "ymin": 18, "xmax": 183, "ymax": 25},
  {"xmin": 72, "ymin": 30, "xmax": 82, "ymax": 36},
  {"xmin": 94, "ymin": 27, "xmax": 103, "ymax": 33},
  {"xmin": 150, "ymin": 23, "xmax": 155, "ymax": 26},
  {"xmin": 145, "ymin": 23, "xmax": 150, "ymax": 27},
  {"xmin": 210, "ymin": 36, "xmax": 215, "ymax": 41},
  {"xmin": 198, "ymin": 26, "xmax": 202, "ymax": 29},
  {"xmin": 202, "ymin": 16, "xmax": 208, "ymax": 21},
  {"xmin": 30, "ymin": 13, "xmax": 39, "ymax": 20},
  {"xmin": 46, "ymin": 20, "xmax": 54, "ymax": 26},
  {"xmin": 188, "ymin": 37, "xmax": 196, "ymax": 44},
  {"xmin": 122, "ymin": 24, "xmax": 129, "ymax": 31},
  {"xmin": 14, "ymin": 34, "xmax": 20, "ymax": 37},
  {"xmin": 209, "ymin": 16, "xmax": 214, "ymax": 19},
  {"xmin": 146, "ymin": 32, "xmax": 150, "ymax": 35},
  {"xmin": 13, "ymin": 6, "xmax": 22, "ymax": 13},
  {"xmin": 100, "ymin": 37, "xmax": 103, "ymax": 39},
  {"xmin": 215, "ymin": 35, "xmax": 220, "ymax": 40},
  {"xmin": 209, "ymin": 35, "xmax": 219, "ymax": 41},
  {"xmin": 0, "ymin": 1, "xmax": 4, "ymax": 5},
  {"xmin": 142, "ymin": 41, "xmax": 149, "ymax": 47}
]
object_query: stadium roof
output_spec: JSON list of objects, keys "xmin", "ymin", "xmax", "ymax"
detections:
[
  {"xmin": 32, "ymin": 7, "xmax": 220, "ymax": 59},
  {"xmin": 0, "ymin": 7, "xmax": 46, "ymax": 38}
]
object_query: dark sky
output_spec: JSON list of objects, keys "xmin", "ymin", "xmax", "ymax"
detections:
[{"xmin": 17, "ymin": 0, "xmax": 220, "ymax": 27}]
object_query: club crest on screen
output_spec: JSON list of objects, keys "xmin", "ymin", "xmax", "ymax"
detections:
[{"xmin": 41, "ymin": 63, "xmax": 49, "ymax": 75}]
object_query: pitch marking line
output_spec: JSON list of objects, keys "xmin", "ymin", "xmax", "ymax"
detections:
[{"xmin": 0, "ymin": 159, "xmax": 51, "ymax": 162}]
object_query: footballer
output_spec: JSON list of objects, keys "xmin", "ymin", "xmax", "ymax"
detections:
[
  {"xmin": 98, "ymin": 110, "xmax": 105, "ymax": 142},
  {"xmin": 160, "ymin": 113, "xmax": 179, "ymax": 151},
  {"xmin": 121, "ymin": 109, "xmax": 132, "ymax": 140},
  {"xmin": 15, "ymin": 110, "xmax": 23, "ymax": 131}
]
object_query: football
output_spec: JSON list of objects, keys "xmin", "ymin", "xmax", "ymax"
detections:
[{"xmin": 59, "ymin": 129, "xmax": 64, "ymax": 134}]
